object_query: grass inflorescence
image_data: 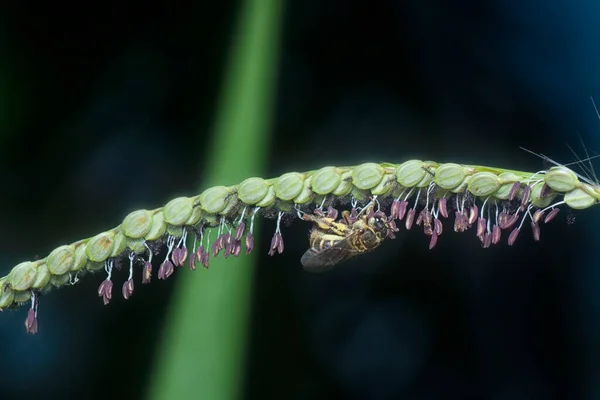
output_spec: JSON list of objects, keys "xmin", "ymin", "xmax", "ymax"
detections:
[{"xmin": 2, "ymin": 159, "xmax": 599, "ymax": 334}]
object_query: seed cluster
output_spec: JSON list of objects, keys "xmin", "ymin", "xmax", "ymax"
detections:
[{"xmin": 2, "ymin": 160, "xmax": 598, "ymax": 334}]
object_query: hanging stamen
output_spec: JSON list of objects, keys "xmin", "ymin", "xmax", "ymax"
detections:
[
  {"xmin": 268, "ymin": 211, "xmax": 285, "ymax": 256},
  {"xmin": 189, "ymin": 235, "xmax": 198, "ymax": 271},
  {"xmin": 172, "ymin": 229, "xmax": 189, "ymax": 267},
  {"xmin": 245, "ymin": 207, "xmax": 260, "ymax": 254},
  {"xmin": 158, "ymin": 236, "xmax": 176, "ymax": 280},
  {"xmin": 122, "ymin": 252, "xmax": 135, "ymax": 299},
  {"xmin": 24, "ymin": 291, "xmax": 39, "ymax": 335},
  {"xmin": 98, "ymin": 259, "xmax": 114, "ymax": 305},
  {"xmin": 142, "ymin": 243, "xmax": 153, "ymax": 284}
]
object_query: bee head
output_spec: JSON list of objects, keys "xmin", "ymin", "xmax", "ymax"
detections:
[{"xmin": 370, "ymin": 214, "xmax": 388, "ymax": 234}]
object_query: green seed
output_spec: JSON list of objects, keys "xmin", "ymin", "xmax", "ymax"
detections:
[
  {"xmin": 497, "ymin": 172, "xmax": 522, "ymax": 184},
  {"xmin": 47, "ymin": 245, "xmax": 75, "ymax": 275},
  {"xmin": 396, "ymin": 160, "xmax": 426, "ymax": 187},
  {"xmin": 274, "ymin": 172, "xmax": 305, "ymax": 201},
  {"xmin": 238, "ymin": 177, "xmax": 269, "ymax": 205},
  {"xmin": 31, "ymin": 263, "xmax": 51, "ymax": 290},
  {"xmin": 352, "ymin": 163, "xmax": 384, "ymax": 190},
  {"xmin": 201, "ymin": 212, "xmax": 219, "ymax": 227},
  {"xmin": 312, "ymin": 167, "xmax": 341, "ymax": 195},
  {"xmin": 468, "ymin": 172, "xmax": 500, "ymax": 197},
  {"xmin": 0, "ymin": 280, "xmax": 15, "ymax": 308},
  {"xmin": 145, "ymin": 211, "xmax": 167, "ymax": 241},
  {"xmin": 13, "ymin": 290, "xmax": 32, "ymax": 304},
  {"xmin": 9, "ymin": 262, "xmax": 37, "ymax": 291},
  {"xmin": 564, "ymin": 188, "xmax": 596, "ymax": 210},
  {"xmin": 544, "ymin": 167, "xmax": 579, "ymax": 193},
  {"xmin": 167, "ymin": 225, "xmax": 184, "ymax": 237},
  {"xmin": 185, "ymin": 205, "xmax": 203, "ymax": 226},
  {"xmin": 530, "ymin": 183, "xmax": 557, "ymax": 208},
  {"xmin": 220, "ymin": 195, "xmax": 239, "ymax": 216},
  {"xmin": 126, "ymin": 237, "xmax": 147, "ymax": 254},
  {"xmin": 415, "ymin": 170, "xmax": 434, "ymax": 188},
  {"xmin": 199, "ymin": 186, "xmax": 232, "ymax": 214},
  {"xmin": 85, "ymin": 260, "xmax": 105, "ymax": 271},
  {"xmin": 435, "ymin": 163, "xmax": 466, "ymax": 190},
  {"xmin": 351, "ymin": 186, "xmax": 369, "ymax": 202},
  {"xmin": 450, "ymin": 178, "xmax": 469, "ymax": 194},
  {"xmin": 163, "ymin": 197, "xmax": 193, "ymax": 226},
  {"xmin": 332, "ymin": 171, "xmax": 353, "ymax": 196},
  {"xmin": 256, "ymin": 185, "xmax": 276, "ymax": 207},
  {"xmin": 293, "ymin": 176, "xmax": 315, "ymax": 204},
  {"xmin": 50, "ymin": 273, "xmax": 70, "ymax": 287},
  {"xmin": 371, "ymin": 174, "xmax": 396, "ymax": 195},
  {"xmin": 494, "ymin": 175, "xmax": 520, "ymax": 200},
  {"xmin": 71, "ymin": 244, "xmax": 88, "ymax": 272},
  {"xmin": 86, "ymin": 232, "xmax": 115, "ymax": 263},
  {"xmin": 110, "ymin": 231, "xmax": 127, "ymax": 258},
  {"xmin": 122, "ymin": 209, "xmax": 153, "ymax": 239}
]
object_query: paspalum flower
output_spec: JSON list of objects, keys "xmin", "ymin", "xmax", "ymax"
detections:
[{"xmin": 4, "ymin": 157, "xmax": 598, "ymax": 334}]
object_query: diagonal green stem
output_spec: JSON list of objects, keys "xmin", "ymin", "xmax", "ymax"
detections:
[{"xmin": 147, "ymin": 1, "xmax": 282, "ymax": 399}]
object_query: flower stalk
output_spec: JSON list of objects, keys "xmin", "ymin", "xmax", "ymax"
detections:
[{"xmin": 2, "ymin": 159, "xmax": 598, "ymax": 333}]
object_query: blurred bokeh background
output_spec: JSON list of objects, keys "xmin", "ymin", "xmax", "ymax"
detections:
[{"xmin": 2, "ymin": 0, "xmax": 600, "ymax": 399}]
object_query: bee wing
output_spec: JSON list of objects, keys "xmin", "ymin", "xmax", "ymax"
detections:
[{"xmin": 300, "ymin": 236, "xmax": 358, "ymax": 272}]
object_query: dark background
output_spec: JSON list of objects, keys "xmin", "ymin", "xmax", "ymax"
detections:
[{"xmin": 2, "ymin": 1, "xmax": 600, "ymax": 399}]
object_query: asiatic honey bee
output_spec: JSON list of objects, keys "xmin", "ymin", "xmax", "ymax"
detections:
[{"xmin": 300, "ymin": 203, "xmax": 392, "ymax": 272}]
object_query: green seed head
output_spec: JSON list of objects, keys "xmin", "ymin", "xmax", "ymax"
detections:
[
  {"xmin": 494, "ymin": 173, "xmax": 521, "ymax": 199},
  {"xmin": 6, "ymin": 157, "xmax": 600, "ymax": 324},
  {"xmin": 50, "ymin": 273, "xmax": 70, "ymax": 287},
  {"xmin": 256, "ymin": 185, "xmax": 276, "ymax": 207},
  {"xmin": 530, "ymin": 183, "xmax": 557, "ymax": 208},
  {"xmin": 86, "ymin": 232, "xmax": 115, "ymax": 263},
  {"xmin": 0, "ymin": 280, "xmax": 15, "ymax": 308},
  {"xmin": 351, "ymin": 163, "xmax": 385, "ymax": 190},
  {"xmin": 238, "ymin": 177, "xmax": 269, "ymax": 205},
  {"xmin": 544, "ymin": 167, "xmax": 579, "ymax": 193},
  {"xmin": 185, "ymin": 205, "xmax": 203, "ymax": 226},
  {"xmin": 126, "ymin": 237, "xmax": 147, "ymax": 254},
  {"xmin": 371, "ymin": 174, "xmax": 396, "ymax": 195},
  {"xmin": 13, "ymin": 290, "xmax": 32, "ymax": 304},
  {"xmin": 564, "ymin": 187, "xmax": 596, "ymax": 210},
  {"xmin": 274, "ymin": 172, "xmax": 305, "ymax": 201},
  {"xmin": 163, "ymin": 197, "xmax": 194, "ymax": 226},
  {"xmin": 220, "ymin": 194, "xmax": 239, "ymax": 216},
  {"xmin": 166, "ymin": 224, "xmax": 184, "ymax": 237},
  {"xmin": 199, "ymin": 186, "xmax": 232, "ymax": 214},
  {"xmin": 145, "ymin": 211, "xmax": 167, "ymax": 241},
  {"xmin": 332, "ymin": 171, "xmax": 353, "ymax": 197},
  {"xmin": 415, "ymin": 170, "xmax": 434, "ymax": 188},
  {"xmin": 396, "ymin": 160, "xmax": 426, "ymax": 187},
  {"xmin": 293, "ymin": 176, "xmax": 315, "ymax": 204},
  {"xmin": 122, "ymin": 209, "xmax": 153, "ymax": 239},
  {"xmin": 71, "ymin": 245, "xmax": 88, "ymax": 272},
  {"xmin": 31, "ymin": 263, "xmax": 51, "ymax": 290},
  {"xmin": 85, "ymin": 260, "xmax": 105, "ymax": 271},
  {"xmin": 311, "ymin": 166, "xmax": 342, "ymax": 195},
  {"xmin": 47, "ymin": 245, "xmax": 75, "ymax": 275},
  {"xmin": 468, "ymin": 172, "xmax": 500, "ymax": 197},
  {"xmin": 434, "ymin": 163, "xmax": 466, "ymax": 190},
  {"xmin": 110, "ymin": 232, "xmax": 127, "ymax": 258},
  {"xmin": 9, "ymin": 262, "xmax": 37, "ymax": 292}
]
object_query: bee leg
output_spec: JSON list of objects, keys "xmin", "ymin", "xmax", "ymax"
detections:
[
  {"xmin": 303, "ymin": 214, "xmax": 339, "ymax": 231},
  {"xmin": 341, "ymin": 210, "xmax": 352, "ymax": 225}
]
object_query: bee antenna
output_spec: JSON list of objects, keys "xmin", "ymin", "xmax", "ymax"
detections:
[{"xmin": 357, "ymin": 195, "xmax": 378, "ymax": 217}]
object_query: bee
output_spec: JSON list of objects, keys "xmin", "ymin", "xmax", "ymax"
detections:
[{"xmin": 300, "ymin": 203, "xmax": 393, "ymax": 272}]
